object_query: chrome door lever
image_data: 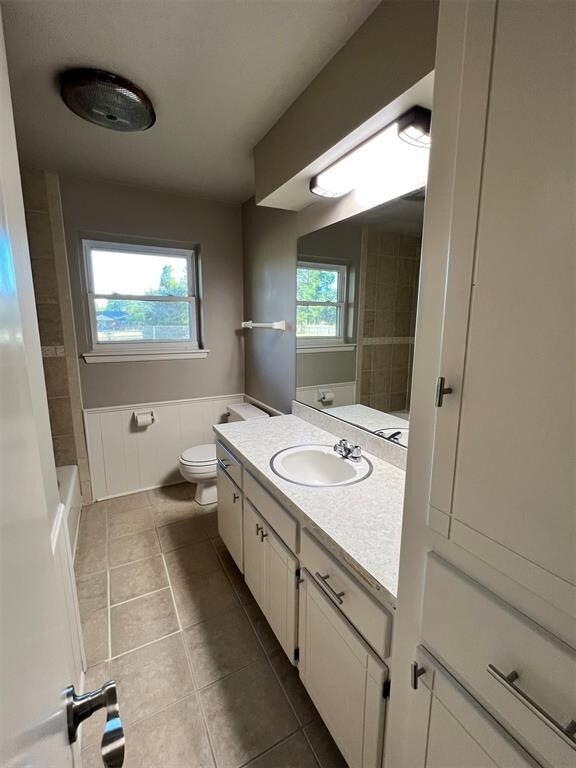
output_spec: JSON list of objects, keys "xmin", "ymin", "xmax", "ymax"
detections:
[{"xmin": 65, "ymin": 680, "xmax": 125, "ymax": 767}]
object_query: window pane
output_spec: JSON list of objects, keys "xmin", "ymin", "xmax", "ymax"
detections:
[
  {"xmin": 91, "ymin": 249, "xmax": 189, "ymax": 297},
  {"xmin": 94, "ymin": 299, "xmax": 192, "ymax": 343},
  {"xmin": 297, "ymin": 305, "xmax": 338, "ymax": 337},
  {"xmin": 296, "ymin": 267, "xmax": 339, "ymax": 302}
]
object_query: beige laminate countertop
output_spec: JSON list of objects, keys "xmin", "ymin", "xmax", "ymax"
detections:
[{"xmin": 214, "ymin": 414, "xmax": 405, "ymax": 608}]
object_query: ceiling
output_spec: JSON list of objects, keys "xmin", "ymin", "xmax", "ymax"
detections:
[{"xmin": 2, "ymin": 0, "xmax": 380, "ymax": 202}]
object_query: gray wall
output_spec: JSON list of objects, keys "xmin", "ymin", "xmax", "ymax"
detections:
[
  {"xmin": 242, "ymin": 198, "xmax": 296, "ymax": 413},
  {"xmin": 254, "ymin": 0, "xmax": 439, "ymax": 204},
  {"xmin": 60, "ymin": 174, "xmax": 244, "ymax": 408},
  {"xmin": 297, "ymin": 351, "xmax": 357, "ymax": 388}
]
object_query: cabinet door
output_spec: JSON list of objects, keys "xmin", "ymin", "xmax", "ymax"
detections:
[
  {"xmin": 216, "ymin": 465, "xmax": 243, "ymax": 572},
  {"xmin": 429, "ymin": 0, "xmax": 576, "ymax": 609},
  {"xmin": 299, "ymin": 570, "xmax": 387, "ymax": 768},
  {"xmin": 243, "ymin": 500, "xmax": 266, "ymax": 610},
  {"xmin": 265, "ymin": 526, "xmax": 298, "ymax": 661},
  {"xmin": 412, "ymin": 650, "xmax": 539, "ymax": 768}
]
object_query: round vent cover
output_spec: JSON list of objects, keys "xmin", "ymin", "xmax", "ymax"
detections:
[{"xmin": 59, "ymin": 68, "xmax": 155, "ymax": 132}]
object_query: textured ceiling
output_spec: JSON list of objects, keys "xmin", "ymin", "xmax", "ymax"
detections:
[{"xmin": 2, "ymin": 0, "xmax": 380, "ymax": 202}]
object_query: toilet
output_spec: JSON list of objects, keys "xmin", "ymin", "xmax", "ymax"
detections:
[{"xmin": 179, "ymin": 402, "xmax": 270, "ymax": 505}]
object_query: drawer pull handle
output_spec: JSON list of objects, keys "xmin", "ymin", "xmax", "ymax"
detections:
[
  {"xmin": 315, "ymin": 572, "xmax": 345, "ymax": 605},
  {"xmin": 411, "ymin": 661, "xmax": 426, "ymax": 690},
  {"xmin": 233, "ymin": 492, "xmax": 240, "ymax": 503},
  {"xmin": 256, "ymin": 523, "xmax": 263, "ymax": 537},
  {"xmin": 259, "ymin": 529, "xmax": 268, "ymax": 542},
  {"xmin": 487, "ymin": 664, "xmax": 576, "ymax": 750},
  {"xmin": 218, "ymin": 459, "xmax": 231, "ymax": 470}
]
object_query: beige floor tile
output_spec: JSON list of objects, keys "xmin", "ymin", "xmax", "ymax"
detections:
[
  {"xmin": 106, "ymin": 491, "xmax": 151, "ymax": 515},
  {"xmin": 200, "ymin": 659, "xmax": 298, "ymax": 768},
  {"xmin": 172, "ymin": 568, "xmax": 240, "ymax": 628},
  {"xmin": 111, "ymin": 634, "xmax": 194, "ymax": 725},
  {"xmin": 269, "ymin": 648, "xmax": 318, "ymax": 726},
  {"xmin": 147, "ymin": 482, "xmax": 193, "ymax": 507},
  {"xmin": 163, "ymin": 540, "xmax": 221, "ymax": 584},
  {"xmin": 123, "ymin": 694, "xmax": 214, "ymax": 768},
  {"xmin": 157, "ymin": 516, "xmax": 209, "ymax": 552},
  {"xmin": 110, "ymin": 555, "xmax": 168, "ymax": 605},
  {"xmin": 108, "ymin": 529, "xmax": 160, "ymax": 567},
  {"xmin": 212, "ymin": 537, "xmax": 254, "ymax": 605},
  {"xmin": 82, "ymin": 606, "xmax": 109, "ymax": 666},
  {"xmin": 78, "ymin": 503, "xmax": 107, "ymax": 538},
  {"xmin": 245, "ymin": 602, "xmax": 283, "ymax": 657},
  {"xmin": 74, "ymin": 539, "xmax": 108, "ymax": 577},
  {"xmin": 108, "ymin": 506, "xmax": 155, "ymax": 540},
  {"xmin": 202, "ymin": 508, "xmax": 219, "ymax": 539},
  {"xmin": 151, "ymin": 499, "xmax": 201, "ymax": 528},
  {"xmin": 304, "ymin": 719, "xmax": 348, "ymax": 768},
  {"xmin": 76, "ymin": 570, "xmax": 107, "ymax": 620},
  {"xmin": 80, "ymin": 661, "xmax": 110, "ymax": 748},
  {"xmin": 110, "ymin": 588, "xmax": 178, "ymax": 656},
  {"xmin": 245, "ymin": 732, "xmax": 320, "ymax": 768},
  {"xmin": 183, "ymin": 606, "xmax": 262, "ymax": 687},
  {"xmin": 80, "ymin": 743, "xmax": 102, "ymax": 768}
]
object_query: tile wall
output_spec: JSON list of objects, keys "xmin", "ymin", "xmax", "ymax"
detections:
[
  {"xmin": 21, "ymin": 169, "xmax": 92, "ymax": 501},
  {"xmin": 357, "ymin": 228, "xmax": 421, "ymax": 413}
]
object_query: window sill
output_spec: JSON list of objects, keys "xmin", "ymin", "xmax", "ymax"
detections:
[
  {"xmin": 82, "ymin": 349, "xmax": 210, "ymax": 363},
  {"xmin": 296, "ymin": 344, "xmax": 356, "ymax": 354}
]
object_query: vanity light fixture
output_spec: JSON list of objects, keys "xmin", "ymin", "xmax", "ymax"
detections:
[{"xmin": 309, "ymin": 105, "xmax": 432, "ymax": 199}]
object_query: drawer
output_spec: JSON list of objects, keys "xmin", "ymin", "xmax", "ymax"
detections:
[
  {"xmin": 422, "ymin": 553, "xmax": 576, "ymax": 768},
  {"xmin": 300, "ymin": 529, "xmax": 392, "ymax": 659},
  {"xmin": 244, "ymin": 471, "xmax": 297, "ymax": 553},
  {"xmin": 216, "ymin": 441, "xmax": 243, "ymax": 488}
]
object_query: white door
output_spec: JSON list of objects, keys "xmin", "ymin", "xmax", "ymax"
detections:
[
  {"xmin": 0, "ymin": 18, "xmax": 76, "ymax": 768},
  {"xmin": 265, "ymin": 525, "xmax": 298, "ymax": 661},
  {"xmin": 298, "ymin": 571, "xmax": 387, "ymax": 768},
  {"xmin": 216, "ymin": 466, "xmax": 243, "ymax": 571},
  {"xmin": 243, "ymin": 500, "xmax": 266, "ymax": 609}
]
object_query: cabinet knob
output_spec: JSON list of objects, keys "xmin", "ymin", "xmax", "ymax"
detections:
[{"xmin": 411, "ymin": 661, "xmax": 426, "ymax": 690}]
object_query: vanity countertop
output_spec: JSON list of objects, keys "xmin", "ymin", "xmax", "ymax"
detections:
[{"xmin": 214, "ymin": 414, "xmax": 405, "ymax": 607}]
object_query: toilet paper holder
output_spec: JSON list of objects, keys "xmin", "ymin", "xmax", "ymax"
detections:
[{"xmin": 133, "ymin": 410, "xmax": 155, "ymax": 428}]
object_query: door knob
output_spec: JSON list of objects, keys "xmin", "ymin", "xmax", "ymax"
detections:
[{"xmin": 64, "ymin": 680, "xmax": 125, "ymax": 767}]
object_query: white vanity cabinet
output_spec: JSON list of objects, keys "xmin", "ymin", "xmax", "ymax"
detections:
[
  {"xmin": 299, "ymin": 570, "xmax": 388, "ymax": 768},
  {"xmin": 426, "ymin": 0, "xmax": 575, "ymax": 611}
]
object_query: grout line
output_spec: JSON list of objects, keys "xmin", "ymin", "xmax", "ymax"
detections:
[
  {"xmin": 109, "ymin": 628, "xmax": 183, "ymax": 662},
  {"xmin": 108, "ymin": 547, "xmax": 164, "ymax": 571},
  {"xmin": 109, "ymin": 584, "xmax": 171, "ymax": 609},
  {"xmin": 105, "ymin": 508, "xmax": 112, "ymax": 663}
]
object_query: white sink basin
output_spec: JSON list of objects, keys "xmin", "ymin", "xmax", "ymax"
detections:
[{"xmin": 270, "ymin": 444, "xmax": 372, "ymax": 487}]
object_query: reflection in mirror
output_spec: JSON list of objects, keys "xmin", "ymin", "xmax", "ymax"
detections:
[{"xmin": 295, "ymin": 191, "xmax": 424, "ymax": 447}]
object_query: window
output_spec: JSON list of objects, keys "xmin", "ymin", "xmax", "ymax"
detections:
[
  {"xmin": 296, "ymin": 261, "xmax": 347, "ymax": 344},
  {"xmin": 83, "ymin": 240, "xmax": 203, "ymax": 360}
]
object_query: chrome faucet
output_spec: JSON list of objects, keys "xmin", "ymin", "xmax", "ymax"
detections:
[{"xmin": 334, "ymin": 438, "xmax": 362, "ymax": 462}]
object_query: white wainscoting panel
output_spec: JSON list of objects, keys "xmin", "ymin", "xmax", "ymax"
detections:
[
  {"xmin": 84, "ymin": 394, "xmax": 244, "ymax": 499},
  {"xmin": 296, "ymin": 382, "xmax": 356, "ymax": 410}
]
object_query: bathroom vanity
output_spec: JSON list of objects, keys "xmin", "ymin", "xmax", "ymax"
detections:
[{"xmin": 214, "ymin": 413, "xmax": 404, "ymax": 768}]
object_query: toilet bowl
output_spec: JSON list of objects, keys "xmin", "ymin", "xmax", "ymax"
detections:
[
  {"xmin": 179, "ymin": 444, "xmax": 218, "ymax": 505},
  {"xmin": 179, "ymin": 402, "xmax": 269, "ymax": 505}
]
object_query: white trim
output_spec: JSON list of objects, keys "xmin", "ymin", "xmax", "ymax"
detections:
[
  {"xmin": 244, "ymin": 394, "xmax": 285, "ymax": 416},
  {"xmin": 297, "ymin": 344, "xmax": 356, "ymax": 354},
  {"xmin": 82, "ymin": 349, "xmax": 210, "ymax": 363},
  {"xmin": 50, "ymin": 501, "xmax": 66, "ymax": 555},
  {"xmin": 83, "ymin": 392, "xmax": 243, "ymax": 414}
]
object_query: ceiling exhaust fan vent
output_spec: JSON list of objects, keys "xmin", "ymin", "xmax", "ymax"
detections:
[{"xmin": 58, "ymin": 68, "xmax": 156, "ymax": 132}]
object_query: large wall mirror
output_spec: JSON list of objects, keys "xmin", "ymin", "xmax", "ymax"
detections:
[{"xmin": 295, "ymin": 190, "xmax": 424, "ymax": 447}]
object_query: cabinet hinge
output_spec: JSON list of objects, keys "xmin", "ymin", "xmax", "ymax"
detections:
[
  {"xmin": 293, "ymin": 647, "xmax": 300, "ymax": 663},
  {"xmin": 382, "ymin": 679, "xmax": 391, "ymax": 700}
]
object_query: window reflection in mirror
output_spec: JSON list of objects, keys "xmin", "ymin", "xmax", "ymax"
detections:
[{"xmin": 295, "ymin": 190, "xmax": 424, "ymax": 447}]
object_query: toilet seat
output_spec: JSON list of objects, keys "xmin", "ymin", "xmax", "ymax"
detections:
[{"xmin": 179, "ymin": 444, "xmax": 217, "ymax": 467}]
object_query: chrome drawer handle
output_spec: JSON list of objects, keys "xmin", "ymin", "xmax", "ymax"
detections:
[
  {"xmin": 218, "ymin": 459, "xmax": 231, "ymax": 471},
  {"xmin": 487, "ymin": 664, "xmax": 576, "ymax": 750},
  {"xmin": 315, "ymin": 571, "xmax": 345, "ymax": 605}
]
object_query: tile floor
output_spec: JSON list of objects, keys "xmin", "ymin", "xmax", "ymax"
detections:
[{"xmin": 75, "ymin": 482, "xmax": 348, "ymax": 768}]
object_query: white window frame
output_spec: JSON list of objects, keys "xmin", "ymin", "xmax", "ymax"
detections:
[
  {"xmin": 296, "ymin": 259, "xmax": 348, "ymax": 347},
  {"xmin": 82, "ymin": 239, "xmax": 206, "ymax": 362}
]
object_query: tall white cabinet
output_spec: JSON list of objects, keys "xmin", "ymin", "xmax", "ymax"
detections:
[{"xmin": 387, "ymin": 1, "xmax": 576, "ymax": 767}]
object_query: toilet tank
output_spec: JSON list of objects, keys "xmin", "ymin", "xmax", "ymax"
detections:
[{"xmin": 227, "ymin": 403, "xmax": 270, "ymax": 422}]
